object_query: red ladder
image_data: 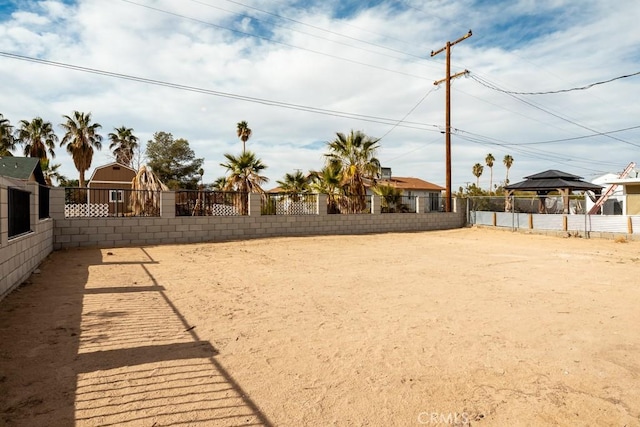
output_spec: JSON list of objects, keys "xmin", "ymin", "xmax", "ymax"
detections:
[{"xmin": 588, "ymin": 162, "xmax": 636, "ymax": 214}]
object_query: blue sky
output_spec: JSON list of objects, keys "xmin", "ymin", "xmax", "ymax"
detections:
[{"xmin": 1, "ymin": 0, "xmax": 639, "ymax": 190}]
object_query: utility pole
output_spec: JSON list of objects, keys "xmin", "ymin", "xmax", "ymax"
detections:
[{"xmin": 431, "ymin": 30, "xmax": 472, "ymax": 213}]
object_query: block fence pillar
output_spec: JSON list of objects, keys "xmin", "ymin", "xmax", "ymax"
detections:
[
  {"xmin": 416, "ymin": 196, "xmax": 425, "ymax": 213},
  {"xmin": 317, "ymin": 194, "xmax": 328, "ymax": 215},
  {"xmin": 371, "ymin": 195, "xmax": 381, "ymax": 214},
  {"xmin": 161, "ymin": 191, "xmax": 176, "ymax": 218},
  {"xmin": 248, "ymin": 193, "xmax": 261, "ymax": 216},
  {"xmin": 49, "ymin": 187, "xmax": 65, "ymax": 221}
]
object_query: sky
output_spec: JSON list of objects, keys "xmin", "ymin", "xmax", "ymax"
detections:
[{"xmin": 1, "ymin": 0, "xmax": 639, "ymax": 191}]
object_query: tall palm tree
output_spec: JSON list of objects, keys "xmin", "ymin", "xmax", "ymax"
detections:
[
  {"xmin": 220, "ymin": 150, "xmax": 269, "ymax": 194},
  {"xmin": 60, "ymin": 111, "xmax": 103, "ymax": 188},
  {"xmin": 503, "ymin": 154, "xmax": 514, "ymax": 185},
  {"xmin": 0, "ymin": 113, "xmax": 16, "ymax": 156},
  {"xmin": 15, "ymin": 117, "xmax": 58, "ymax": 160},
  {"xmin": 309, "ymin": 163, "xmax": 342, "ymax": 213},
  {"xmin": 325, "ymin": 130, "xmax": 380, "ymax": 212},
  {"xmin": 276, "ymin": 170, "xmax": 310, "ymax": 194},
  {"xmin": 472, "ymin": 163, "xmax": 484, "ymax": 188},
  {"xmin": 108, "ymin": 126, "xmax": 138, "ymax": 167},
  {"xmin": 236, "ymin": 121, "xmax": 252, "ymax": 153},
  {"xmin": 485, "ymin": 153, "xmax": 495, "ymax": 194}
]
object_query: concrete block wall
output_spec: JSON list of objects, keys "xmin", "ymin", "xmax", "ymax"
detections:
[
  {"xmin": 0, "ymin": 177, "xmax": 54, "ymax": 300},
  {"xmin": 51, "ymin": 190, "xmax": 467, "ymax": 249}
]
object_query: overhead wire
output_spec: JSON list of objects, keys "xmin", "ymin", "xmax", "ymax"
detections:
[
  {"xmin": 469, "ymin": 71, "xmax": 640, "ymax": 95},
  {"xmin": 0, "ymin": 51, "xmax": 443, "ymax": 132}
]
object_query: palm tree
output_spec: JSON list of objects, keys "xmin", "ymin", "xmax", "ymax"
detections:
[
  {"xmin": 60, "ymin": 111, "xmax": 103, "ymax": 188},
  {"xmin": 472, "ymin": 163, "xmax": 484, "ymax": 188},
  {"xmin": 276, "ymin": 170, "xmax": 310, "ymax": 194},
  {"xmin": 220, "ymin": 151, "xmax": 269, "ymax": 194},
  {"xmin": 40, "ymin": 158, "xmax": 66, "ymax": 186},
  {"xmin": 485, "ymin": 153, "xmax": 495, "ymax": 194},
  {"xmin": 0, "ymin": 113, "xmax": 16, "ymax": 156},
  {"xmin": 131, "ymin": 165, "xmax": 168, "ymax": 216},
  {"xmin": 373, "ymin": 184, "xmax": 403, "ymax": 213},
  {"xmin": 108, "ymin": 126, "xmax": 139, "ymax": 167},
  {"xmin": 309, "ymin": 163, "xmax": 342, "ymax": 213},
  {"xmin": 212, "ymin": 176, "xmax": 228, "ymax": 191},
  {"xmin": 503, "ymin": 154, "xmax": 514, "ymax": 185},
  {"xmin": 325, "ymin": 130, "xmax": 380, "ymax": 213},
  {"xmin": 15, "ymin": 117, "xmax": 58, "ymax": 160},
  {"xmin": 236, "ymin": 121, "xmax": 252, "ymax": 153}
]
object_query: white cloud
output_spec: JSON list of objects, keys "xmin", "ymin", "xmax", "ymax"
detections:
[{"xmin": 1, "ymin": 0, "xmax": 639, "ymax": 190}]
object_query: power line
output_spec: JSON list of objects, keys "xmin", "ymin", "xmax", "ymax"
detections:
[
  {"xmin": 468, "ymin": 73, "xmax": 640, "ymax": 148},
  {"xmin": 377, "ymin": 87, "xmax": 438, "ymax": 141},
  {"xmin": 469, "ymin": 70, "xmax": 640, "ymax": 95},
  {"xmin": 0, "ymin": 51, "xmax": 443, "ymax": 132}
]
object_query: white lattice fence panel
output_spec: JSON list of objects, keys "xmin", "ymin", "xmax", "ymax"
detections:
[
  {"xmin": 65, "ymin": 203, "xmax": 109, "ymax": 218},
  {"xmin": 210, "ymin": 204, "xmax": 239, "ymax": 216},
  {"xmin": 276, "ymin": 200, "xmax": 316, "ymax": 215}
]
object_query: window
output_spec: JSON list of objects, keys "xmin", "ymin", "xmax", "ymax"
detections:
[{"xmin": 109, "ymin": 190, "xmax": 124, "ymax": 202}]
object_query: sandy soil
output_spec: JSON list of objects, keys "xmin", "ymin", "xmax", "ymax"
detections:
[{"xmin": 1, "ymin": 227, "xmax": 639, "ymax": 427}]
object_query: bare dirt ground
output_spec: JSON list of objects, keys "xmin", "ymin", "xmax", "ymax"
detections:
[{"xmin": 1, "ymin": 227, "xmax": 639, "ymax": 427}]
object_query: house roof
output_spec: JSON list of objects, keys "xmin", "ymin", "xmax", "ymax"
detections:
[
  {"xmin": 0, "ymin": 156, "xmax": 46, "ymax": 185},
  {"xmin": 505, "ymin": 169, "xmax": 603, "ymax": 193},
  {"xmin": 88, "ymin": 162, "xmax": 137, "ymax": 182},
  {"xmin": 371, "ymin": 176, "xmax": 445, "ymax": 192}
]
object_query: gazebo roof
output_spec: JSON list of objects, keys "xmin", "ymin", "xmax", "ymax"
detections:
[{"xmin": 505, "ymin": 169, "xmax": 603, "ymax": 193}]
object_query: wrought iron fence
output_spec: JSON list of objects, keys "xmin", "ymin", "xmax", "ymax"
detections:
[
  {"xmin": 262, "ymin": 193, "xmax": 318, "ymax": 215},
  {"xmin": 64, "ymin": 187, "xmax": 162, "ymax": 217},
  {"xmin": 381, "ymin": 195, "xmax": 416, "ymax": 213},
  {"xmin": 39, "ymin": 185, "xmax": 50, "ymax": 219},
  {"xmin": 175, "ymin": 190, "xmax": 247, "ymax": 216},
  {"xmin": 330, "ymin": 194, "xmax": 371, "ymax": 214},
  {"xmin": 8, "ymin": 187, "xmax": 30, "ymax": 238}
]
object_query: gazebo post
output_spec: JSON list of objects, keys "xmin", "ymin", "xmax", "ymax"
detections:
[
  {"xmin": 504, "ymin": 189, "xmax": 514, "ymax": 212},
  {"xmin": 559, "ymin": 188, "xmax": 570, "ymax": 214}
]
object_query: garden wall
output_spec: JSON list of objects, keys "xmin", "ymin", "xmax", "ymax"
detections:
[{"xmin": 50, "ymin": 189, "xmax": 467, "ymax": 249}]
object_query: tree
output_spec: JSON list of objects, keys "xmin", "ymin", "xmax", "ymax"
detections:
[
  {"xmin": 220, "ymin": 151, "xmax": 268, "ymax": 194},
  {"xmin": 15, "ymin": 117, "xmax": 58, "ymax": 160},
  {"xmin": 472, "ymin": 163, "xmax": 484, "ymax": 188},
  {"xmin": 503, "ymin": 154, "xmax": 514, "ymax": 185},
  {"xmin": 40, "ymin": 158, "xmax": 66, "ymax": 186},
  {"xmin": 108, "ymin": 126, "xmax": 139, "ymax": 167},
  {"xmin": 236, "ymin": 121, "xmax": 252, "ymax": 153},
  {"xmin": 131, "ymin": 165, "xmax": 168, "ymax": 216},
  {"xmin": 373, "ymin": 184, "xmax": 404, "ymax": 213},
  {"xmin": 212, "ymin": 176, "xmax": 228, "ymax": 191},
  {"xmin": 309, "ymin": 163, "xmax": 342, "ymax": 213},
  {"xmin": 325, "ymin": 130, "xmax": 380, "ymax": 212},
  {"xmin": 146, "ymin": 131, "xmax": 204, "ymax": 190},
  {"xmin": 276, "ymin": 170, "xmax": 310, "ymax": 194},
  {"xmin": 485, "ymin": 153, "xmax": 495, "ymax": 194},
  {"xmin": 60, "ymin": 111, "xmax": 102, "ymax": 188},
  {"xmin": 0, "ymin": 113, "xmax": 16, "ymax": 156}
]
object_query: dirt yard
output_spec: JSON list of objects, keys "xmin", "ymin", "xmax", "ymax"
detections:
[{"xmin": 1, "ymin": 228, "xmax": 639, "ymax": 426}]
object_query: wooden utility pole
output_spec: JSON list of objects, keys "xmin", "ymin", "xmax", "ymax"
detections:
[{"xmin": 431, "ymin": 30, "xmax": 472, "ymax": 212}]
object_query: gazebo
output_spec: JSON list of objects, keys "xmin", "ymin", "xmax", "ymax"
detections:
[{"xmin": 504, "ymin": 170, "xmax": 603, "ymax": 213}]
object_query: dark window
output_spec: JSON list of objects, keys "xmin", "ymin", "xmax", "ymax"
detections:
[{"xmin": 9, "ymin": 187, "xmax": 31, "ymax": 238}]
